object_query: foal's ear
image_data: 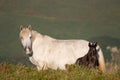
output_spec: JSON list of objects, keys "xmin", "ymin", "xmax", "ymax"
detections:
[
  {"xmin": 20, "ymin": 25, "xmax": 24, "ymax": 30},
  {"xmin": 94, "ymin": 42, "xmax": 97, "ymax": 47},
  {"xmin": 88, "ymin": 42, "xmax": 92, "ymax": 47},
  {"xmin": 28, "ymin": 25, "xmax": 32, "ymax": 30}
]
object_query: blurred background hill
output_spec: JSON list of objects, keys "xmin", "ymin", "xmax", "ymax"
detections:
[{"xmin": 0, "ymin": 0, "xmax": 120, "ymax": 65}]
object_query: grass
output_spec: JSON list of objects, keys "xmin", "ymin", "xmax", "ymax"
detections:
[
  {"xmin": 1, "ymin": 49, "xmax": 120, "ymax": 80},
  {"xmin": 0, "ymin": 0, "xmax": 120, "ymax": 79},
  {"xmin": 0, "ymin": 63, "xmax": 120, "ymax": 80}
]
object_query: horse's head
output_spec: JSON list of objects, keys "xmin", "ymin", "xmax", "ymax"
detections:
[
  {"xmin": 88, "ymin": 42, "xmax": 97, "ymax": 56},
  {"xmin": 19, "ymin": 25, "xmax": 33, "ymax": 55}
]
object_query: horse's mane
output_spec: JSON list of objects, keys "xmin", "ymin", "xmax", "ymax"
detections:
[
  {"xmin": 32, "ymin": 30, "xmax": 40, "ymax": 36},
  {"xmin": 31, "ymin": 30, "xmax": 55, "ymax": 42},
  {"xmin": 44, "ymin": 35, "xmax": 56, "ymax": 41}
]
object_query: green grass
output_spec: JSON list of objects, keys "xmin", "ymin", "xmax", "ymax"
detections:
[
  {"xmin": 1, "ymin": 47, "xmax": 120, "ymax": 80},
  {"xmin": 0, "ymin": 63, "xmax": 120, "ymax": 80},
  {"xmin": 0, "ymin": 0, "xmax": 120, "ymax": 66},
  {"xmin": 0, "ymin": 0, "xmax": 120, "ymax": 79}
]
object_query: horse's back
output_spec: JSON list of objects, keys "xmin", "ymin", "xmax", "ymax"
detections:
[
  {"xmin": 51, "ymin": 39, "xmax": 89, "ymax": 56},
  {"xmin": 44, "ymin": 39, "xmax": 90, "ymax": 64},
  {"xmin": 32, "ymin": 34, "xmax": 105, "ymax": 71}
]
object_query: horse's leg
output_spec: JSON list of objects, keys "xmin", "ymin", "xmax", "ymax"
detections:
[
  {"xmin": 37, "ymin": 66, "xmax": 41, "ymax": 71},
  {"xmin": 37, "ymin": 62, "xmax": 48, "ymax": 70}
]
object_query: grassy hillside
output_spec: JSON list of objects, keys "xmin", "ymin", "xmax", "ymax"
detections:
[
  {"xmin": 1, "ymin": 44, "xmax": 120, "ymax": 80},
  {"xmin": 0, "ymin": 0, "xmax": 120, "ymax": 79},
  {"xmin": 0, "ymin": 63, "xmax": 120, "ymax": 80},
  {"xmin": 0, "ymin": 0, "xmax": 120, "ymax": 64}
]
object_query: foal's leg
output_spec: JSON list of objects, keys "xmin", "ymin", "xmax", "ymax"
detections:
[
  {"xmin": 75, "ymin": 58, "xmax": 82, "ymax": 65},
  {"xmin": 87, "ymin": 57, "xmax": 94, "ymax": 68}
]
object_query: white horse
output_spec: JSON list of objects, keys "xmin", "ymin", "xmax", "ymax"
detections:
[{"xmin": 19, "ymin": 25, "xmax": 106, "ymax": 72}]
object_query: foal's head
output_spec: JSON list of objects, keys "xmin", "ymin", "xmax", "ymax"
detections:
[
  {"xmin": 19, "ymin": 25, "xmax": 33, "ymax": 54},
  {"xmin": 88, "ymin": 42, "xmax": 97, "ymax": 56},
  {"xmin": 88, "ymin": 42, "xmax": 99, "ymax": 67}
]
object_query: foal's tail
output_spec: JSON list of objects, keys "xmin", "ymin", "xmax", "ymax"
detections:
[{"xmin": 97, "ymin": 46, "xmax": 106, "ymax": 73}]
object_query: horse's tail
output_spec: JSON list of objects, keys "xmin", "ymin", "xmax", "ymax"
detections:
[{"xmin": 97, "ymin": 46, "xmax": 106, "ymax": 73}]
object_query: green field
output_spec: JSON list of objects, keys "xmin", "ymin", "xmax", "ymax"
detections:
[
  {"xmin": 0, "ymin": 0, "xmax": 120, "ymax": 63},
  {"xmin": 0, "ymin": 0, "xmax": 120, "ymax": 79},
  {"xmin": 0, "ymin": 63, "xmax": 120, "ymax": 80}
]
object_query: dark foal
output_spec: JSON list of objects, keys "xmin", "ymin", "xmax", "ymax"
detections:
[{"xmin": 75, "ymin": 42, "xmax": 99, "ymax": 68}]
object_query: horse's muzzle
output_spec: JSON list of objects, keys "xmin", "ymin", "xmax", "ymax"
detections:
[{"xmin": 24, "ymin": 47, "xmax": 32, "ymax": 54}]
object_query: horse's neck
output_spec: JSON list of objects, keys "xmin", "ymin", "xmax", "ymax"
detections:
[
  {"xmin": 31, "ymin": 30, "xmax": 55, "ymax": 42},
  {"xmin": 31, "ymin": 30, "xmax": 43, "ymax": 42},
  {"xmin": 88, "ymin": 48, "xmax": 97, "ymax": 56},
  {"xmin": 86, "ymin": 49, "xmax": 93, "ymax": 57},
  {"xmin": 44, "ymin": 35, "xmax": 56, "ymax": 41}
]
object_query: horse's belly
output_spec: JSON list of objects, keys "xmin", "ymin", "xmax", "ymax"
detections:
[{"xmin": 33, "ymin": 39, "xmax": 90, "ymax": 70}]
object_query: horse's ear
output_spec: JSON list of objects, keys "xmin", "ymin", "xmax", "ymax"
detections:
[
  {"xmin": 95, "ymin": 42, "xmax": 97, "ymax": 47},
  {"xmin": 28, "ymin": 25, "xmax": 32, "ymax": 30},
  {"xmin": 88, "ymin": 42, "xmax": 91, "ymax": 47},
  {"xmin": 20, "ymin": 25, "xmax": 24, "ymax": 31}
]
